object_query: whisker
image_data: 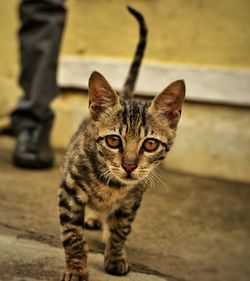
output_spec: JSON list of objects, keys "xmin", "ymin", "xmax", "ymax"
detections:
[
  {"xmin": 143, "ymin": 173, "xmax": 154, "ymax": 191},
  {"xmin": 97, "ymin": 165, "xmax": 113, "ymax": 188},
  {"xmin": 152, "ymin": 170, "xmax": 165, "ymax": 187}
]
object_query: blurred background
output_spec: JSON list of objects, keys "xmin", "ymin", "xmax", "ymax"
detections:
[
  {"xmin": 1, "ymin": 0, "xmax": 249, "ymax": 183},
  {"xmin": 0, "ymin": 1, "xmax": 250, "ymax": 281}
]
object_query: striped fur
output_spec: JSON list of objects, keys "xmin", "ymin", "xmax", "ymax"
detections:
[{"xmin": 59, "ymin": 6, "xmax": 185, "ymax": 281}]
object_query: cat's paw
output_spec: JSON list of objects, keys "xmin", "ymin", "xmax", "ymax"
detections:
[
  {"xmin": 85, "ymin": 218, "xmax": 102, "ymax": 230},
  {"xmin": 61, "ymin": 268, "xmax": 89, "ymax": 281},
  {"xmin": 104, "ymin": 258, "xmax": 130, "ymax": 276}
]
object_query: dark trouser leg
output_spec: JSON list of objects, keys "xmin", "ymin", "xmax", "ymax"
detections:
[{"xmin": 11, "ymin": 0, "xmax": 66, "ymax": 134}]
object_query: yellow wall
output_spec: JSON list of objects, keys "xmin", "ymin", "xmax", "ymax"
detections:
[
  {"xmin": 1, "ymin": 0, "xmax": 249, "ymax": 119},
  {"xmin": 62, "ymin": 0, "xmax": 250, "ymax": 68},
  {"xmin": 1, "ymin": 0, "xmax": 250, "ymax": 126},
  {"xmin": 0, "ymin": 0, "xmax": 19, "ymax": 126},
  {"xmin": 0, "ymin": 0, "xmax": 250, "ymax": 117},
  {"xmin": 1, "ymin": 0, "xmax": 250, "ymax": 93}
]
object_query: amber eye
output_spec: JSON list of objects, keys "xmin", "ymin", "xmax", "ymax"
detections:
[
  {"xmin": 143, "ymin": 138, "xmax": 160, "ymax": 152},
  {"xmin": 105, "ymin": 135, "xmax": 122, "ymax": 149}
]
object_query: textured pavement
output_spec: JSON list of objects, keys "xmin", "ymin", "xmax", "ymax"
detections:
[{"xmin": 0, "ymin": 135, "xmax": 249, "ymax": 281}]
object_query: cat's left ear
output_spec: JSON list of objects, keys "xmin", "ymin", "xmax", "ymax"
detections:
[
  {"xmin": 148, "ymin": 80, "xmax": 185, "ymax": 128},
  {"xmin": 88, "ymin": 71, "xmax": 121, "ymax": 120}
]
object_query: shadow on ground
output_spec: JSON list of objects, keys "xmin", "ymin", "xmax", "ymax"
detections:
[{"xmin": 0, "ymin": 136, "xmax": 249, "ymax": 281}]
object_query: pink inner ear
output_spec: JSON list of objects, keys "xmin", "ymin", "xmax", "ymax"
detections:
[
  {"xmin": 90, "ymin": 86, "xmax": 113, "ymax": 106},
  {"xmin": 154, "ymin": 80, "xmax": 185, "ymax": 112},
  {"xmin": 88, "ymin": 71, "xmax": 120, "ymax": 120}
]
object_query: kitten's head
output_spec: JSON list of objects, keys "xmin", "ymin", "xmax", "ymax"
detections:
[{"xmin": 88, "ymin": 71, "xmax": 185, "ymax": 185}]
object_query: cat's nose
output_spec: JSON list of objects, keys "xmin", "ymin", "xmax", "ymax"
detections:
[{"xmin": 122, "ymin": 162, "xmax": 137, "ymax": 173}]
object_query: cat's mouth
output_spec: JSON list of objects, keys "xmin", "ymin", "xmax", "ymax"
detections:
[
  {"xmin": 119, "ymin": 172, "xmax": 139, "ymax": 184},
  {"xmin": 125, "ymin": 173, "xmax": 135, "ymax": 180},
  {"xmin": 112, "ymin": 167, "xmax": 151, "ymax": 185},
  {"xmin": 110, "ymin": 167, "xmax": 137, "ymax": 183},
  {"xmin": 110, "ymin": 167, "xmax": 144, "ymax": 184}
]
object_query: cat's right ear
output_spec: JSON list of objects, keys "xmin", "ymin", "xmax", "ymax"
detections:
[
  {"xmin": 88, "ymin": 71, "xmax": 121, "ymax": 120},
  {"xmin": 148, "ymin": 80, "xmax": 185, "ymax": 128}
]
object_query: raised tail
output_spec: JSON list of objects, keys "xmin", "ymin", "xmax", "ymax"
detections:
[{"xmin": 121, "ymin": 6, "xmax": 147, "ymax": 99}]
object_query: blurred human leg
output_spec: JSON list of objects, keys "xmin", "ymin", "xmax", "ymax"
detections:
[{"xmin": 12, "ymin": 0, "xmax": 66, "ymax": 168}]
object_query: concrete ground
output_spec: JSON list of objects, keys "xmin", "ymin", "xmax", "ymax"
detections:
[{"xmin": 0, "ymin": 136, "xmax": 249, "ymax": 281}]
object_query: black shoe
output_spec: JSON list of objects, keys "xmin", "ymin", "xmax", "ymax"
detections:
[{"xmin": 13, "ymin": 125, "xmax": 53, "ymax": 169}]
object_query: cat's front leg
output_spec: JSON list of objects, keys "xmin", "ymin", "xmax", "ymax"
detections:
[
  {"xmin": 59, "ymin": 180, "xmax": 89, "ymax": 281},
  {"xmin": 104, "ymin": 199, "xmax": 142, "ymax": 276}
]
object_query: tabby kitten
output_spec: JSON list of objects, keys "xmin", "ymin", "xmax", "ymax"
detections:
[{"xmin": 59, "ymin": 6, "xmax": 185, "ymax": 281}]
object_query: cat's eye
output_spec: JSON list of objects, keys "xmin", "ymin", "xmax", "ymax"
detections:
[
  {"xmin": 143, "ymin": 138, "xmax": 160, "ymax": 152},
  {"xmin": 105, "ymin": 135, "xmax": 122, "ymax": 149}
]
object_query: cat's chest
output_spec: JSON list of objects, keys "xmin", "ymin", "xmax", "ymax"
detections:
[{"xmin": 89, "ymin": 184, "xmax": 130, "ymax": 211}]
